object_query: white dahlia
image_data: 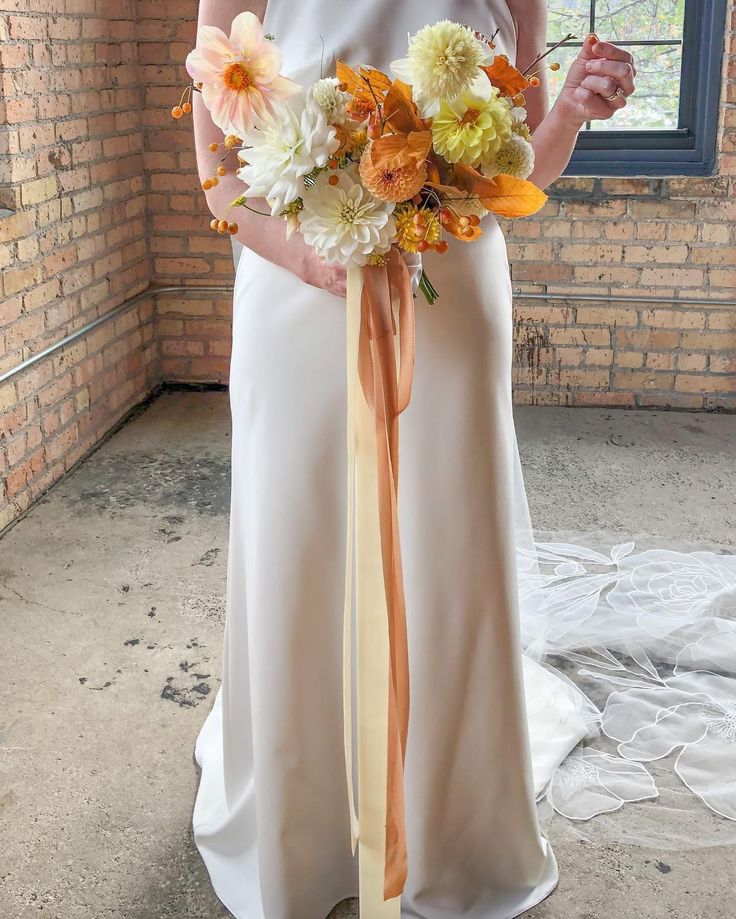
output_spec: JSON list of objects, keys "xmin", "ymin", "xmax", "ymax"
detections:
[
  {"xmin": 237, "ymin": 89, "xmax": 339, "ymax": 215},
  {"xmin": 311, "ymin": 77, "xmax": 348, "ymax": 123},
  {"xmin": 299, "ymin": 168, "xmax": 396, "ymax": 267},
  {"xmin": 391, "ymin": 20, "xmax": 488, "ymax": 106},
  {"xmin": 491, "ymin": 134, "xmax": 535, "ymax": 179}
]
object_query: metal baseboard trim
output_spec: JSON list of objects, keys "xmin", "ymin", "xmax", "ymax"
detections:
[
  {"xmin": 0, "ymin": 284, "xmax": 234, "ymax": 387},
  {"xmin": 2, "ymin": 282, "xmax": 734, "ymax": 387}
]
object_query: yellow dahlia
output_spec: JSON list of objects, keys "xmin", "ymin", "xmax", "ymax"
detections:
[
  {"xmin": 431, "ymin": 88, "xmax": 513, "ymax": 167},
  {"xmin": 395, "ymin": 205, "xmax": 441, "ymax": 253},
  {"xmin": 359, "ymin": 147, "xmax": 427, "ymax": 203}
]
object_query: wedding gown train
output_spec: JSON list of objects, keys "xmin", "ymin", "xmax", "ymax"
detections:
[{"xmin": 192, "ymin": 2, "xmax": 736, "ymax": 917}]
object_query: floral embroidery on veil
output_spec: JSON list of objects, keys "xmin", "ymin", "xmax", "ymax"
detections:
[{"xmin": 521, "ymin": 541, "xmax": 736, "ymax": 843}]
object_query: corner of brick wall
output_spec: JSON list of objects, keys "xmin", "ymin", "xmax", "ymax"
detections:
[{"xmin": 0, "ymin": 1, "xmax": 158, "ymax": 531}]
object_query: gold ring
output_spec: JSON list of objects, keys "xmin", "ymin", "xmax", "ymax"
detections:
[{"xmin": 605, "ymin": 86, "xmax": 625, "ymax": 101}]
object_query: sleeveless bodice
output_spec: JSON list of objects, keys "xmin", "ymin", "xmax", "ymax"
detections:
[{"xmin": 262, "ymin": 0, "xmax": 517, "ymax": 78}]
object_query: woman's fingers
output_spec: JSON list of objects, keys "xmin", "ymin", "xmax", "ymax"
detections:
[
  {"xmin": 591, "ymin": 40, "xmax": 637, "ymax": 76},
  {"xmin": 580, "ymin": 74, "xmax": 630, "ymax": 107},
  {"xmin": 573, "ymin": 85, "xmax": 625, "ymax": 120},
  {"xmin": 585, "ymin": 58, "xmax": 636, "ymax": 95}
]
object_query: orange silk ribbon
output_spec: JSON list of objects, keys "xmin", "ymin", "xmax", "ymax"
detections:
[
  {"xmin": 358, "ymin": 248, "xmax": 414, "ymax": 900},
  {"xmin": 344, "ymin": 248, "xmax": 415, "ymax": 911}
]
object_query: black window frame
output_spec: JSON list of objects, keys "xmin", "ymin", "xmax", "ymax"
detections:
[{"xmin": 558, "ymin": 0, "xmax": 728, "ymax": 177}]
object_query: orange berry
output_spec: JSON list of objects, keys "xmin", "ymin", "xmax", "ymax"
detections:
[
  {"xmin": 469, "ymin": 214, "xmax": 481, "ymax": 226},
  {"xmin": 209, "ymin": 142, "xmax": 219, "ymax": 152},
  {"xmin": 211, "ymin": 176, "xmax": 219, "ymax": 186},
  {"xmin": 182, "ymin": 102, "xmax": 192, "ymax": 114},
  {"xmin": 439, "ymin": 208, "xmax": 452, "ymax": 225},
  {"xmin": 171, "ymin": 106, "xmax": 183, "ymax": 119},
  {"xmin": 417, "ymin": 240, "xmax": 430, "ymax": 253},
  {"xmin": 228, "ymin": 222, "xmax": 238, "ymax": 234},
  {"xmin": 217, "ymin": 219, "xmax": 229, "ymax": 233},
  {"xmin": 328, "ymin": 174, "xmax": 339, "ymax": 186},
  {"xmin": 202, "ymin": 178, "xmax": 213, "ymax": 190},
  {"xmin": 210, "ymin": 218, "xmax": 218, "ymax": 231},
  {"xmin": 328, "ymin": 157, "xmax": 339, "ymax": 169},
  {"xmin": 462, "ymin": 226, "xmax": 474, "ymax": 238},
  {"xmin": 216, "ymin": 165, "xmax": 226, "ymax": 176},
  {"xmin": 529, "ymin": 76, "xmax": 540, "ymax": 87},
  {"xmin": 459, "ymin": 216, "xmax": 470, "ymax": 228},
  {"xmin": 435, "ymin": 240, "xmax": 448, "ymax": 254}
]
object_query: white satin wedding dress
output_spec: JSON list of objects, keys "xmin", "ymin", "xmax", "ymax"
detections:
[{"xmin": 193, "ymin": 2, "xmax": 736, "ymax": 917}]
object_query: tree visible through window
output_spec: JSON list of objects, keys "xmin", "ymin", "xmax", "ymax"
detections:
[
  {"xmin": 547, "ymin": 0, "xmax": 685, "ymax": 131},
  {"xmin": 543, "ymin": 0, "xmax": 727, "ymax": 176}
]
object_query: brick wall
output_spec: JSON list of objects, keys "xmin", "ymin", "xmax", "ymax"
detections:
[
  {"xmin": 0, "ymin": 0, "xmax": 157, "ymax": 531},
  {"xmin": 1, "ymin": 0, "xmax": 735, "ymax": 531}
]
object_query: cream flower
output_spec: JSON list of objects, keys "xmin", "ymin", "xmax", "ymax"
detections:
[
  {"xmin": 185, "ymin": 12, "xmax": 299, "ymax": 136},
  {"xmin": 431, "ymin": 88, "xmax": 513, "ymax": 166},
  {"xmin": 237, "ymin": 89, "xmax": 339, "ymax": 216},
  {"xmin": 391, "ymin": 20, "xmax": 488, "ymax": 107},
  {"xmin": 299, "ymin": 168, "xmax": 396, "ymax": 267},
  {"xmin": 492, "ymin": 134, "xmax": 535, "ymax": 179},
  {"xmin": 311, "ymin": 77, "xmax": 348, "ymax": 123}
]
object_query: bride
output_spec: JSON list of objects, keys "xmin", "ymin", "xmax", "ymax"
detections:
[{"xmin": 190, "ymin": 2, "xmax": 637, "ymax": 917}]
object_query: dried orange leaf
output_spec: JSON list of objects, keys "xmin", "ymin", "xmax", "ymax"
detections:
[
  {"xmin": 480, "ymin": 55, "xmax": 531, "ymax": 97},
  {"xmin": 479, "ymin": 173, "xmax": 548, "ymax": 218},
  {"xmin": 336, "ymin": 59, "xmax": 392, "ymax": 112},
  {"xmin": 382, "ymin": 80, "xmax": 425, "ymax": 134},
  {"xmin": 369, "ymin": 130, "xmax": 432, "ymax": 171}
]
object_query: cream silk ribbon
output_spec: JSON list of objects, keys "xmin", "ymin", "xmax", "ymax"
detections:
[{"xmin": 344, "ymin": 250, "xmax": 415, "ymax": 914}]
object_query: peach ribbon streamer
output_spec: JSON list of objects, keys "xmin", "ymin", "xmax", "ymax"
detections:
[{"xmin": 344, "ymin": 250, "xmax": 415, "ymax": 915}]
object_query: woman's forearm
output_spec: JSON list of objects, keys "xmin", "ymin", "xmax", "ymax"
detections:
[
  {"xmin": 528, "ymin": 96, "xmax": 585, "ymax": 190},
  {"xmin": 192, "ymin": 90, "xmax": 314, "ymax": 279}
]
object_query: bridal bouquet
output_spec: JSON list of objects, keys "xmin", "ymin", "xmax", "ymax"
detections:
[
  {"xmin": 178, "ymin": 14, "xmax": 552, "ymax": 302},
  {"xmin": 176, "ymin": 14, "xmax": 558, "ymax": 909}
]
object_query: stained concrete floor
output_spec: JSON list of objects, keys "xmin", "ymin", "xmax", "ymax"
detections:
[{"xmin": 1, "ymin": 389, "xmax": 735, "ymax": 919}]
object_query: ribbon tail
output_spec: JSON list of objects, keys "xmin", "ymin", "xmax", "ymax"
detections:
[
  {"xmin": 345, "ymin": 255, "xmax": 415, "ymax": 917},
  {"xmin": 343, "ymin": 266, "xmax": 361, "ymax": 853}
]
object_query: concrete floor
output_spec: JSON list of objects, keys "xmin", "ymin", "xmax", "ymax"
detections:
[{"xmin": 1, "ymin": 390, "xmax": 735, "ymax": 918}]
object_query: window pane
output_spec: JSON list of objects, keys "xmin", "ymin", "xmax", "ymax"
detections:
[
  {"xmin": 594, "ymin": 0, "xmax": 685, "ymax": 43},
  {"xmin": 547, "ymin": 1, "xmax": 592, "ymax": 40}
]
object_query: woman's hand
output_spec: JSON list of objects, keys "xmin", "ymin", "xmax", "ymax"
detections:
[
  {"xmin": 557, "ymin": 33, "xmax": 637, "ymax": 127},
  {"xmin": 301, "ymin": 254, "xmax": 347, "ymax": 298}
]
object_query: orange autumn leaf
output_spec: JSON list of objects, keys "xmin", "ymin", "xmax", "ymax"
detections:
[
  {"xmin": 452, "ymin": 163, "xmax": 500, "ymax": 199},
  {"xmin": 368, "ymin": 130, "xmax": 432, "ymax": 171},
  {"xmin": 336, "ymin": 60, "xmax": 392, "ymax": 116},
  {"xmin": 382, "ymin": 80, "xmax": 425, "ymax": 134},
  {"xmin": 333, "ymin": 124, "xmax": 352, "ymax": 154},
  {"xmin": 479, "ymin": 173, "xmax": 548, "ymax": 218},
  {"xmin": 480, "ymin": 55, "xmax": 530, "ymax": 97}
]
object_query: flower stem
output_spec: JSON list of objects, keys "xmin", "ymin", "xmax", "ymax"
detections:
[{"xmin": 418, "ymin": 269, "xmax": 439, "ymax": 305}]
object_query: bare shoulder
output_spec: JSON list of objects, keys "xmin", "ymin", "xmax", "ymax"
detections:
[
  {"xmin": 505, "ymin": 0, "xmax": 547, "ymax": 34},
  {"xmin": 505, "ymin": 0, "xmax": 550, "ymax": 128}
]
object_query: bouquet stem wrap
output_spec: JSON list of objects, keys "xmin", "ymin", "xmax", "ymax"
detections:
[{"xmin": 344, "ymin": 249, "xmax": 415, "ymax": 911}]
